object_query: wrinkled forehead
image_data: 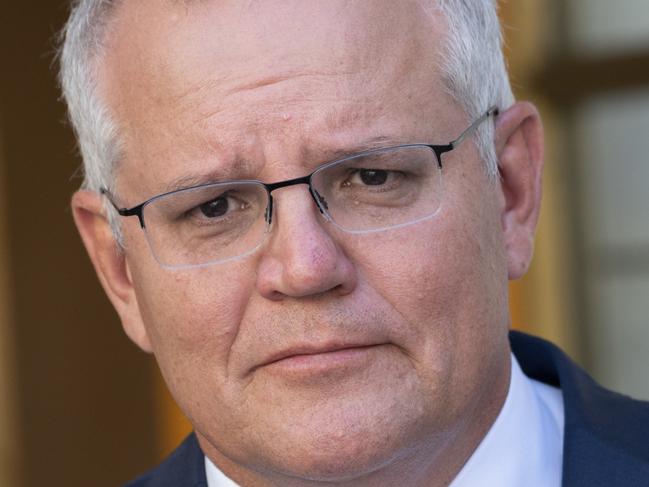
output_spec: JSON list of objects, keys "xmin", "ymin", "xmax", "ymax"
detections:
[
  {"xmin": 100, "ymin": 0, "xmax": 453, "ymax": 195},
  {"xmin": 101, "ymin": 0, "xmax": 447, "ymax": 108}
]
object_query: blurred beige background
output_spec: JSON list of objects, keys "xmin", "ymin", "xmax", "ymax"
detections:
[{"xmin": 1, "ymin": 1, "xmax": 648, "ymax": 485}]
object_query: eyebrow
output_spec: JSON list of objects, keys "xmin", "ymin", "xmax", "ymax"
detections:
[
  {"xmin": 161, "ymin": 155, "xmax": 259, "ymax": 194},
  {"xmin": 161, "ymin": 134, "xmax": 406, "ymax": 194},
  {"xmin": 315, "ymin": 135, "xmax": 404, "ymax": 162}
]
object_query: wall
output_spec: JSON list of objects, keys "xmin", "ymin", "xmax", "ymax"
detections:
[
  {"xmin": 0, "ymin": 5, "xmax": 158, "ymax": 486},
  {"xmin": 0, "ymin": 113, "xmax": 19, "ymax": 487}
]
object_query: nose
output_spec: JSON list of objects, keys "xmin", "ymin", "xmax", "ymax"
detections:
[{"xmin": 255, "ymin": 187, "xmax": 358, "ymax": 301}]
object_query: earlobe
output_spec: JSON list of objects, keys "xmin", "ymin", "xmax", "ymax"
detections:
[
  {"xmin": 71, "ymin": 190, "xmax": 153, "ymax": 352},
  {"xmin": 494, "ymin": 102, "xmax": 544, "ymax": 280}
]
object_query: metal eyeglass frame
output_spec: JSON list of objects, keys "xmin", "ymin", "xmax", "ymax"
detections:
[{"xmin": 101, "ymin": 107, "xmax": 499, "ymax": 232}]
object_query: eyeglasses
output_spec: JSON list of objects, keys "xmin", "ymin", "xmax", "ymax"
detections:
[{"xmin": 103, "ymin": 107, "xmax": 498, "ymax": 269}]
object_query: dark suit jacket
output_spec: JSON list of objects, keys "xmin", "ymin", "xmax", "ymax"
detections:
[{"xmin": 125, "ymin": 331, "xmax": 649, "ymax": 486}]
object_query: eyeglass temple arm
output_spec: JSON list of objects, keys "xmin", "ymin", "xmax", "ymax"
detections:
[
  {"xmin": 450, "ymin": 106, "xmax": 499, "ymax": 150},
  {"xmin": 100, "ymin": 188, "xmax": 146, "ymax": 227}
]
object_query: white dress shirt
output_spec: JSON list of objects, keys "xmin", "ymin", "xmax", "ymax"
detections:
[
  {"xmin": 206, "ymin": 354, "xmax": 565, "ymax": 487},
  {"xmin": 449, "ymin": 354, "xmax": 564, "ymax": 487},
  {"xmin": 205, "ymin": 457, "xmax": 240, "ymax": 487}
]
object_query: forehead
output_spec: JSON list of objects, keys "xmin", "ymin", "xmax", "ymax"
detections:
[{"xmin": 101, "ymin": 0, "xmax": 454, "ymax": 195}]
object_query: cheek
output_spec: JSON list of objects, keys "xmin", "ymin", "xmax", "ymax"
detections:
[
  {"xmin": 345, "ymin": 192, "xmax": 509, "ymax": 394},
  {"xmin": 131, "ymin": 258, "xmax": 257, "ymax": 388},
  {"xmin": 354, "ymin": 210, "xmax": 505, "ymax": 326}
]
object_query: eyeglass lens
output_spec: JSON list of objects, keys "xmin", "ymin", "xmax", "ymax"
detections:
[{"xmin": 142, "ymin": 145, "xmax": 442, "ymax": 268}]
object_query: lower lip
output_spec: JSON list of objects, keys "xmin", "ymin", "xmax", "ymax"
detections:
[{"xmin": 263, "ymin": 345, "xmax": 383, "ymax": 376}]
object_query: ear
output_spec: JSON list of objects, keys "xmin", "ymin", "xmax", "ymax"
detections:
[
  {"xmin": 494, "ymin": 102, "xmax": 544, "ymax": 280},
  {"xmin": 71, "ymin": 190, "xmax": 153, "ymax": 352}
]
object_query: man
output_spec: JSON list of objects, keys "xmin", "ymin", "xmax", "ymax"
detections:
[{"xmin": 59, "ymin": 0, "xmax": 649, "ymax": 486}]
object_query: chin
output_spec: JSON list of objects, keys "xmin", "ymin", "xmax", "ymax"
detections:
[
  {"xmin": 263, "ymin": 431, "xmax": 408, "ymax": 483},
  {"xmin": 247, "ymin": 401, "xmax": 431, "ymax": 483}
]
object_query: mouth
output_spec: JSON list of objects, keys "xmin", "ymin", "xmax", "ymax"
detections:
[{"xmin": 256, "ymin": 343, "xmax": 388, "ymax": 375}]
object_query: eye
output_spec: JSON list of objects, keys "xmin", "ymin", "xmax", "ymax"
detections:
[
  {"xmin": 199, "ymin": 196, "xmax": 230, "ymax": 218},
  {"xmin": 359, "ymin": 169, "xmax": 388, "ymax": 186},
  {"xmin": 185, "ymin": 192, "xmax": 247, "ymax": 223},
  {"xmin": 345, "ymin": 168, "xmax": 400, "ymax": 188}
]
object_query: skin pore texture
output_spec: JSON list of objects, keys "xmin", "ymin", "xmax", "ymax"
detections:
[{"xmin": 72, "ymin": 0, "xmax": 544, "ymax": 486}]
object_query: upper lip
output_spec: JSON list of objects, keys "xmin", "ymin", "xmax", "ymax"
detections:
[{"xmin": 257, "ymin": 342, "xmax": 384, "ymax": 368}]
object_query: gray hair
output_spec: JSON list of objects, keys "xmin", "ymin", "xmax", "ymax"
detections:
[
  {"xmin": 59, "ymin": 0, "xmax": 514, "ymax": 234},
  {"xmin": 434, "ymin": 0, "xmax": 515, "ymax": 175},
  {"xmin": 59, "ymin": 0, "xmax": 124, "ymax": 234}
]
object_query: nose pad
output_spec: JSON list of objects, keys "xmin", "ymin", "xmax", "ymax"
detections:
[
  {"xmin": 310, "ymin": 187, "xmax": 329, "ymax": 214},
  {"xmin": 265, "ymin": 195, "xmax": 274, "ymax": 224}
]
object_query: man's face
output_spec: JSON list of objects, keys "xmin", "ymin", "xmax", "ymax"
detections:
[{"xmin": 98, "ymin": 0, "xmax": 514, "ymax": 482}]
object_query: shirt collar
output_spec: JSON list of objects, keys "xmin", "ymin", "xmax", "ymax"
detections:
[
  {"xmin": 205, "ymin": 455, "xmax": 239, "ymax": 487},
  {"xmin": 449, "ymin": 353, "xmax": 564, "ymax": 487}
]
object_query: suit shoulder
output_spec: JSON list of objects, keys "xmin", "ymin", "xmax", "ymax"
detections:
[{"xmin": 123, "ymin": 434, "xmax": 207, "ymax": 487}]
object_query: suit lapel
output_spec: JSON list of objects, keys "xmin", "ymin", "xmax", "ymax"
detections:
[
  {"xmin": 510, "ymin": 331, "xmax": 649, "ymax": 486},
  {"xmin": 124, "ymin": 433, "xmax": 207, "ymax": 486}
]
